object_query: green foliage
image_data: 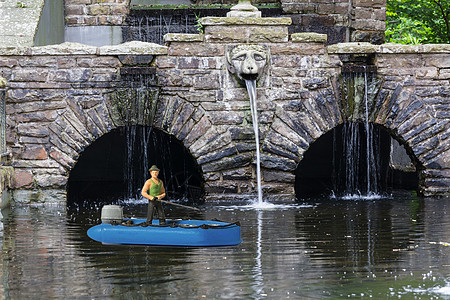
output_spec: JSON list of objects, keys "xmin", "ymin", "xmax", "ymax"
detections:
[
  {"xmin": 386, "ymin": 0, "xmax": 450, "ymax": 44},
  {"xmin": 194, "ymin": 13, "xmax": 204, "ymax": 33},
  {"xmin": 16, "ymin": 1, "xmax": 27, "ymax": 8}
]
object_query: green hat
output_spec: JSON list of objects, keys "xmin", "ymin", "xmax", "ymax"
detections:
[{"xmin": 149, "ymin": 165, "xmax": 160, "ymax": 172}]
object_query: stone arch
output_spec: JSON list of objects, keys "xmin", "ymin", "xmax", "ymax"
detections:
[
  {"xmin": 61, "ymin": 90, "xmax": 211, "ymax": 201},
  {"xmin": 46, "ymin": 95, "xmax": 117, "ymax": 188},
  {"xmin": 150, "ymin": 94, "xmax": 234, "ymax": 172},
  {"xmin": 262, "ymin": 87, "xmax": 343, "ymax": 173},
  {"xmin": 263, "ymin": 78, "xmax": 448, "ymax": 197},
  {"xmin": 370, "ymin": 84, "xmax": 449, "ymax": 195}
]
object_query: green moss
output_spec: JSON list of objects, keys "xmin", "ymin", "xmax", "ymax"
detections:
[{"xmin": 110, "ymin": 88, "xmax": 160, "ymax": 126}]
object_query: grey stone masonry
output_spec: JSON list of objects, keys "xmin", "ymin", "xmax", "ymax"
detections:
[
  {"xmin": 0, "ymin": 41, "xmax": 167, "ymax": 201},
  {"xmin": 65, "ymin": 0, "xmax": 130, "ymax": 26},
  {"xmin": 0, "ymin": 18, "xmax": 449, "ymax": 202},
  {"xmin": 280, "ymin": 0, "xmax": 385, "ymax": 44}
]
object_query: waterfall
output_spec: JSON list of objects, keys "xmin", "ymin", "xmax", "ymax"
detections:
[
  {"xmin": 245, "ymin": 79, "xmax": 263, "ymax": 203},
  {"xmin": 113, "ymin": 74, "xmax": 158, "ymax": 199},
  {"xmin": 336, "ymin": 68, "xmax": 381, "ymax": 198}
]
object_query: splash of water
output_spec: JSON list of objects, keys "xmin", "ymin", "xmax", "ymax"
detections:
[{"xmin": 245, "ymin": 79, "xmax": 263, "ymax": 204}]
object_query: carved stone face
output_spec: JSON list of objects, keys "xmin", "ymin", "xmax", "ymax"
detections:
[{"xmin": 227, "ymin": 45, "xmax": 268, "ymax": 83}]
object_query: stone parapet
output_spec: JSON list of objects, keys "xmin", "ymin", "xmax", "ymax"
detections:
[
  {"xmin": 327, "ymin": 42, "xmax": 450, "ymax": 54},
  {"xmin": 0, "ymin": 41, "xmax": 168, "ymax": 56}
]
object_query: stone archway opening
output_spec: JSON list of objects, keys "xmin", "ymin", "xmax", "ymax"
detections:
[
  {"xmin": 67, "ymin": 126, "xmax": 204, "ymax": 204},
  {"xmin": 295, "ymin": 122, "xmax": 420, "ymax": 199}
]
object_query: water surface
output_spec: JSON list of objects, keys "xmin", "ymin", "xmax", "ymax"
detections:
[{"xmin": 1, "ymin": 192, "xmax": 449, "ymax": 299}]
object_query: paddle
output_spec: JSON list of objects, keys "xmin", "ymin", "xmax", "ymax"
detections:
[{"xmin": 157, "ymin": 198, "xmax": 201, "ymax": 211}]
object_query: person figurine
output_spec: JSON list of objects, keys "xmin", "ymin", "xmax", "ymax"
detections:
[{"xmin": 141, "ymin": 165, "xmax": 166, "ymax": 225}]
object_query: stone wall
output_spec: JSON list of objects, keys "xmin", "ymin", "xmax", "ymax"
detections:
[
  {"xmin": 154, "ymin": 19, "xmax": 449, "ymax": 198},
  {"xmin": 0, "ymin": 41, "xmax": 166, "ymax": 202},
  {"xmin": 65, "ymin": 0, "xmax": 130, "ymax": 26},
  {"xmin": 281, "ymin": 0, "xmax": 385, "ymax": 44},
  {"xmin": 64, "ymin": 0, "xmax": 386, "ymax": 44},
  {"xmin": 0, "ymin": 19, "xmax": 448, "ymax": 201}
]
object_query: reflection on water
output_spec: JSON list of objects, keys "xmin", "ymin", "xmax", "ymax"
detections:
[{"xmin": 1, "ymin": 192, "xmax": 449, "ymax": 299}]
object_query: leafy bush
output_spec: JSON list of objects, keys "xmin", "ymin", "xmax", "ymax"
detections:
[{"xmin": 386, "ymin": 0, "xmax": 450, "ymax": 44}]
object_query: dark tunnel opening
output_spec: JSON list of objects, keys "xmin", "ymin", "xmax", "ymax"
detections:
[
  {"xmin": 67, "ymin": 126, "xmax": 204, "ymax": 204},
  {"xmin": 295, "ymin": 122, "xmax": 419, "ymax": 199}
]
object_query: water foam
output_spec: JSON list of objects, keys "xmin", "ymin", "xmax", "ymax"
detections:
[
  {"xmin": 403, "ymin": 282, "xmax": 450, "ymax": 297},
  {"xmin": 217, "ymin": 199, "xmax": 312, "ymax": 211}
]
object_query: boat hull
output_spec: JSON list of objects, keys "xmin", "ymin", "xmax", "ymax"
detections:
[{"xmin": 87, "ymin": 219, "xmax": 242, "ymax": 247}]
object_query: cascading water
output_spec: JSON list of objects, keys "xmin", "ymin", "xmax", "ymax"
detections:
[
  {"xmin": 113, "ymin": 74, "xmax": 159, "ymax": 199},
  {"xmin": 245, "ymin": 79, "xmax": 263, "ymax": 204},
  {"xmin": 335, "ymin": 68, "xmax": 381, "ymax": 199}
]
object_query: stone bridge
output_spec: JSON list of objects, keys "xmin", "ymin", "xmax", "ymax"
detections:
[{"xmin": 0, "ymin": 17, "xmax": 449, "ymax": 203}]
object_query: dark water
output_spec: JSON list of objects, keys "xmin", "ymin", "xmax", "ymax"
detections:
[{"xmin": 1, "ymin": 192, "xmax": 449, "ymax": 299}]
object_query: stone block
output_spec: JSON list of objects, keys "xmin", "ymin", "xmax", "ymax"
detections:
[
  {"xmin": 204, "ymin": 25, "xmax": 289, "ymax": 43},
  {"xmin": 168, "ymin": 43, "xmax": 225, "ymax": 57},
  {"xmin": 260, "ymin": 154, "xmax": 297, "ymax": 171},
  {"xmin": 48, "ymin": 68, "xmax": 92, "ymax": 82},
  {"xmin": 353, "ymin": 0, "xmax": 386, "ymax": 8},
  {"xmin": 178, "ymin": 57, "xmax": 201, "ymax": 69},
  {"xmin": 282, "ymin": 3, "xmax": 317, "ymax": 14},
  {"xmin": 184, "ymin": 116, "xmax": 212, "ymax": 147},
  {"xmin": 222, "ymin": 167, "xmax": 252, "ymax": 180},
  {"xmin": 35, "ymin": 174, "xmax": 68, "ymax": 188},
  {"xmin": 265, "ymin": 130, "xmax": 302, "ymax": 158},
  {"xmin": 65, "ymin": 4, "xmax": 85, "ymax": 15},
  {"xmin": 155, "ymin": 56, "xmax": 177, "ymax": 69},
  {"xmin": 13, "ymin": 68, "xmax": 49, "ymax": 82},
  {"xmin": 169, "ymin": 103, "xmax": 194, "ymax": 136},
  {"xmin": 423, "ymin": 54, "xmax": 450, "ymax": 68},
  {"xmin": 49, "ymin": 148, "xmax": 76, "ymax": 169},
  {"xmin": 439, "ymin": 69, "xmax": 450, "ymax": 80},
  {"xmin": 201, "ymin": 153, "xmax": 253, "ymax": 172},
  {"xmin": 88, "ymin": 4, "xmax": 110, "ymax": 15},
  {"xmin": 198, "ymin": 146, "xmax": 239, "ymax": 165},
  {"xmin": 99, "ymin": 41, "xmax": 168, "ymax": 56},
  {"xmin": 164, "ymin": 33, "xmax": 203, "ymax": 43},
  {"xmin": 208, "ymin": 111, "xmax": 244, "ymax": 125},
  {"xmin": 193, "ymin": 73, "xmax": 220, "ymax": 90},
  {"xmin": 352, "ymin": 19, "xmax": 386, "ymax": 31},
  {"xmin": 248, "ymin": 26, "xmax": 289, "ymax": 43},
  {"xmin": 204, "ymin": 26, "xmax": 247, "ymax": 43},
  {"xmin": 17, "ymin": 123, "xmax": 50, "ymax": 138},
  {"xmin": 66, "ymin": 0, "xmax": 91, "ymax": 5},
  {"xmin": 415, "ymin": 67, "xmax": 438, "ymax": 79},
  {"xmin": 262, "ymin": 169, "xmax": 295, "ymax": 182},
  {"xmin": 14, "ymin": 169, "xmax": 33, "ymax": 188},
  {"xmin": 21, "ymin": 146, "xmax": 48, "ymax": 160}
]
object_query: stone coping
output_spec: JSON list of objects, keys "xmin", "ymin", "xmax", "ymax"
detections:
[
  {"xmin": 291, "ymin": 32, "xmax": 327, "ymax": 43},
  {"xmin": 199, "ymin": 16, "xmax": 292, "ymax": 26},
  {"xmin": 0, "ymin": 0, "xmax": 45, "ymax": 48},
  {"xmin": 164, "ymin": 33, "xmax": 204, "ymax": 43},
  {"xmin": 328, "ymin": 42, "xmax": 450, "ymax": 54},
  {"xmin": 0, "ymin": 41, "xmax": 168, "ymax": 56}
]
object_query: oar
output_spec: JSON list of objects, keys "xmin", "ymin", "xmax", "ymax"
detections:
[{"xmin": 158, "ymin": 199, "xmax": 201, "ymax": 211}]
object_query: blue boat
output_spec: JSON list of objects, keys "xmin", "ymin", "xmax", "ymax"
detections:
[{"xmin": 87, "ymin": 218, "xmax": 242, "ymax": 247}]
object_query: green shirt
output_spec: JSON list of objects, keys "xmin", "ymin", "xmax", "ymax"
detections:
[{"xmin": 148, "ymin": 179, "xmax": 163, "ymax": 197}]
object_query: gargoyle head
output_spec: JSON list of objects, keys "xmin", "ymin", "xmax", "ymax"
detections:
[{"xmin": 226, "ymin": 44, "xmax": 269, "ymax": 83}]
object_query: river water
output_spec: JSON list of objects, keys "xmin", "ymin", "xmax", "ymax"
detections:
[{"xmin": 1, "ymin": 192, "xmax": 449, "ymax": 299}]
